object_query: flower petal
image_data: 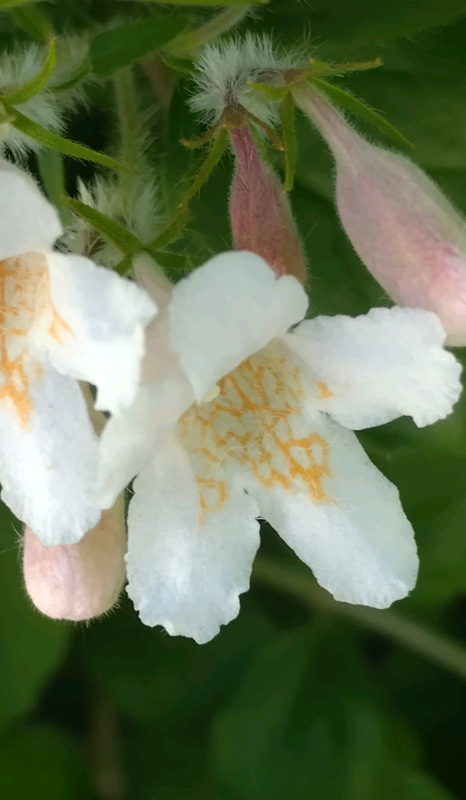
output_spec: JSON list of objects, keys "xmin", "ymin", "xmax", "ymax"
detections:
[
  {"xmin": 168, "ymin": 251, "xmax": 308, "ymax": 402},
  {"xmin": 0, "ymin": 159, "xmax": 62, "ymax": 259},
  {"xmin": 0, "ymin": 369, "xmax": 100, "ymax": 546},
  {"xmin": 126, "ymin": 436, "xmax": 261, "ymax": 644},
  {"xmin": 283, "ymin": 306, "xmax": 462, "ymax": 429},
  {"xmin": 32, "ymin": 252, "xmax": 157, "ymax": 415},
  {"xmin": 97, "ymin": 371, "xmax": 193, "ymax": 509},
  {"xmin": 245, "ymin": 410, "xmax": 418, "ymax": 609}
]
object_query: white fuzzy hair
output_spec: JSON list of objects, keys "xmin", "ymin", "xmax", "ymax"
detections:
[
  {"xmin": 190, "ymin": 34, "xmax": 306, "ymax": 127},
  {"xmin": 50, "ymin": 34, "xmax": 99, "ymax": 109},
  {"xmin": 63, "ymin": 174, "xmax": 161, "ymax": 269},
  {"xmin": 0, "ymin": 36, "xmax": 97, "ymax": 159},
  {"xmin": 0, "ymin": 44, "xmax": 64, "ymax": 158}
]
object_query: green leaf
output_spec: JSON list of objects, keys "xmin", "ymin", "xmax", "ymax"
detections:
[
  {"xmin": 180, "ymin": 127, "xmax": 229, "ymax": 209},
  {"xmin": 0, "ymin": 505, "xmax": 70, "ymax": 731},
  {"xmin": 309, "ymin": 57, "xmax": 383, "ymax": 77},
  {"xmin": 37, "ymin": 147, "xmax": 69, "ymax": 224},
  {"xmin": 61, "ymin": 196, "xmax": 143, "ymax": 255},
  {"xmin": 269, "ymin": 0, "xmax": 466, "ymax": 45},
  {"xmin": 2, "ymin": 37, "xmax": 56, "ymax": 105},
  {"xmin": 90, "ymin": 15, "xmax": 186, "ymax": 77},
  {"xmin": 213, "ymin": 624, "xmax": 457, "ymax": 800},
  {"xmin": 9, "ymin": 5, "xmax": 53, "ymax": 42},
  {"xmin": 135, "ymin": 0, "xmax": 267, "ymax": 5},
  {"xmin": 0, "ymin": 0, "xmax": 43, "ymax": 7},
  {"xmin": 6, "ymin": 106, "xmax": 135, "ymax": 171},
  {"xmin": 280, "ymin": 92, "xmax": 296, "ymax": 192},
  {"xmin": 308, "ymin": 77, "xmax": 413, "ymax": 148}
]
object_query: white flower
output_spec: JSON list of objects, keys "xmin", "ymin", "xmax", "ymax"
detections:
[
  {"xmin": 0, "ymin": 159, "xmax": 156, "ymax": 546},
  {"xmin": 98, "ymin": 251, "xmax": 462, "ymax": 644}
]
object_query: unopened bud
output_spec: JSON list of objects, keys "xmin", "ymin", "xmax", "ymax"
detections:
[
  {"xmin": 295, "ymin": 86, "xmax": 466, "ymax": 346},
  {"xmin": 23, "ymin": 494, "xmax": 126, "ymax": 621},
  {"xmin": 229, "ymin": 126, "xmax": 307, "ymax": 284}
]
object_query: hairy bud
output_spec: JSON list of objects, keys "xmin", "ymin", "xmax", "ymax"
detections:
[
  {"xmin": 295, "ymin": 86, "xmax": 466, "ymax": 345},
  {"xmin": 230, "ymin": 126, "xmax": 307, "ymax": 283},
  {"xmin": 23, "ymin": 494, "xmax": 126, "ymax": 621}
]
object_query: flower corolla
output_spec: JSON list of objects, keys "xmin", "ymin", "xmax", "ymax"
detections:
[
  {"xmin": 294, "ymin": 87, "xmax": 466, "ymax": 346},
  {"xmin": 98, "ymin": 251, "xmax": 461, "ymax": 644},
  {"xmin": 230, "ymin": 126, "xmax": 307, "ymax": 284},
  {"xmin": 0, "ymin": 159, "xmax": 156, "ymax": 546}
]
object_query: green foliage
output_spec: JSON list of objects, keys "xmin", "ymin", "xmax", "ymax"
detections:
[
  {"xmin": 90, "ymin": 14, "xmax": 187, "ymax": 76},
  {"xmin": 9, "ymin": 4, "xmax": 53, "ymax": 41},
  {"xmin": 0, "ymin": 726, "xmax": 87, "ymax": 800},
  {"xmin": 0, "ymin": 506, "xmax": 70, "ymax": 732},
  {"xmin": 6, "ymin": 107, "xmax": 134, "ymax": 170},
  {"xmin": 307, "ymin": 78, "xmax": 413, "ymax": 148},
  {"xmin": 2, "ymin": 2, "xmax": 466, "ymax": 800}
]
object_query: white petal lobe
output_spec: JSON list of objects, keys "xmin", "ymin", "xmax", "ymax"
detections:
[
  {"xmin": 32, "ymin": 252, "xmax": 157, "ymax": 415},
  {"xmin": 0, "ymin": 370, "xmax": 100, "ymax": 546},
  {"xmin": 247, "ymin": 410, "xmax": 418, "ymax": 609},
  {"xmin": 126, "ymin": 437, "xmax": 261, "ymax": 644},
  {"xmin": 168, "ymin": 251, "xmax": 308, "ymax": 401},
  {"xmin": 283, "ymin": 306, "xmax": 462, "ymax": 429},
  {"xmin": 0, "ymin": 159, "xmax": 62, "ymax": 259}
]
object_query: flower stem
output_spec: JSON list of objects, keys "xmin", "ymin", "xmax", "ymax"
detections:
[
  {"xmin": 188, "ymin": 7, "xmax": 250, "ymax": 52},
  {"xmin": 254, "ymin": 557, "xmax": 466, "ymax": 683},
  {"xmin": 113, "ymin": 66, "xmax": 142, "ymax": 183},
  {"xmin": 168, "ymin": 7, "xmax": 250, "ymax": 60}
]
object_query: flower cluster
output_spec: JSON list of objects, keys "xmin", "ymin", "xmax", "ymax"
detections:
[{"xmin": 4, "ymin": 32, "xmax": 466, "ymax": 644}]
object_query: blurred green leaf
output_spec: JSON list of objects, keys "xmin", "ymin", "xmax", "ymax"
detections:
[
  {"xmin": 83, "ymin": 597, "xmax": 274, "ymax": 723},
  {"xmin": 90, "ymin": 15, "xmax": 186, "ymax": 77},
  {"xmin": 9, "ymin": 4, "xmax": 52, "ymax": 41},
  {"xmin": 0, "ymin": 507, "xmax": 70, "ymax": 731},
  {"xmin": 0, "ymin": 725, "xmax": 86, "ymax": 800},
  {"xmin": 138, "ymin": 0, "xmax": 266, "ymax": 5},
  {"xmin": 1, "ymin": 0, "xmax": 45, "ymax": 6},
  {"xmin": 213, "ymin": 625, "xmax": 458, "ymax": 799},
  {"xmin": 270, "ymin": 0, "xmax": 466, "ymax": 42}
]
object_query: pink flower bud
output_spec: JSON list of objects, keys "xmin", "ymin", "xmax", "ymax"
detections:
[
  {"xmin": 295, "ymin": 86, "xmax": 466, "ymax": 345},
  {"xmin": 229, "ymin": 126, "xmax": 307, "ymax": 284},
  {"xmin": 23, "ymin": 495, "xmax": 126, "ymax": 621}
]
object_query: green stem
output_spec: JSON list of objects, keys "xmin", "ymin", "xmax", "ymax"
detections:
[
  {"xmin": 168, "ymin": 7, "xmax": 250, "ymax": 60},
  {"xmin": 191, "ymin": 6, "xmax": 250, "ymax": 50},
  {"xmin": 113, "ymin": 67, "xmax": 142, "ymax": 186},
  {"xmin": 254, "ymin": 558, "xmax": 466, "ymax": 683}
]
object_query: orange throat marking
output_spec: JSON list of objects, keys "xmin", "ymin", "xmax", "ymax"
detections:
[
  {"xmin": 177, "ymin": 345, "xmax": 332, "ymax": 523},
  {"xmin": 0, "ymin": 253, "xmax": 71, "ymax": 427}
]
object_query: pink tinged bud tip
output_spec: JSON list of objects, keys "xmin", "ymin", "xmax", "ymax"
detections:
[
  {"xmin": 229, "ymin": 127, "xmax": 307, "ymax": 285},
  {"xmin": 23, "ymin": 496, "xmax": 126, "ymax": 622},
  {"xmin": 295, "ymin": 86, "xmax": 466, "ymax": 346}
]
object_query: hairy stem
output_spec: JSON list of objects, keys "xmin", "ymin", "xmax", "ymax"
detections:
[
  {"xmin": 254, "ymin": 557, "xmax": 466, "ymax": 683},
  {"xmin": 168, "ymin": 7, "xmax": 250, "ymax": 60},
  {"xmin": 113, "ymin": 66, "xmax": 142, "ymax": 184}
]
